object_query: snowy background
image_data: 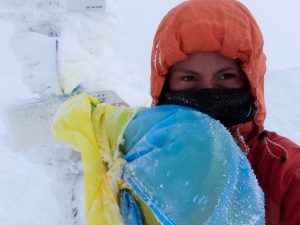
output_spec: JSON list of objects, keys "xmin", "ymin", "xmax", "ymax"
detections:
[{"xmin": 0, "ymin": 0, "xmax": 299, "ymax": 224}]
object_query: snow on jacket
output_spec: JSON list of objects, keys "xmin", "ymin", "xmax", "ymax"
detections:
[{"xmin": 150, "ymin": 0, "xmax": 300, "ymax": 224}]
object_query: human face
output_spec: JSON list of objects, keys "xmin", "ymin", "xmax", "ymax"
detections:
[{"xmin": 167, "ymin": 52, "xmax": 248, "ymax": 91}]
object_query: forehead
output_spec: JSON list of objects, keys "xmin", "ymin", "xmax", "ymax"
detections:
[{"xmin": 171, "ymin": 51, "xmax": 240, "ymax": 71}]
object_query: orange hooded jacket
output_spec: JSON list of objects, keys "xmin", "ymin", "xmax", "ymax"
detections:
[{"xmin": 150, "ymin": 0, "xmax": 300, "ymax": 224}]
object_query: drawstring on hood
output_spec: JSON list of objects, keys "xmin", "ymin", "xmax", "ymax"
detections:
[{"xmin": 258, "ymin": 131, "xmax": 288, "ymax": 162}]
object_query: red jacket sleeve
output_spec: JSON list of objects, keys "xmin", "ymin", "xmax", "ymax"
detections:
[
  {"xmin": 249, "ymin": 131, "xmax": 300, "ymax": 225},
  {"xmin": 281, "ymin": 168, "xmax": 300, "ymax": 225}
]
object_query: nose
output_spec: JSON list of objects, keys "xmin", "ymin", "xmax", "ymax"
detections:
[{"xmin": 199, "ymin": 78, "xmax": 214, "ymax": 89}]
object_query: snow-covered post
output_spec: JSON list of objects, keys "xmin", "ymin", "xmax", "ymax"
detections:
[
  {"xmin": 0, "ymin": 0, "xmax": 130, "ymax": 147},
  {"xmin": 0, "ymin": 0, "xmax": 121, "ymax": 96},
  {"xmin": 0, "ymin": 0, "xmax": 63, "ymax": 96}
]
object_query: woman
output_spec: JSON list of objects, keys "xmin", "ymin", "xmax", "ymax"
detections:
[{"xmin": 150, "ymin": 0, "xmax": 300, "ymax": 224}]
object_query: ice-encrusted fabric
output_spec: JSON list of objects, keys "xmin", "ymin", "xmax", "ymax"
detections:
[
  {"xmin": 121, "ymin": 105, "xmax": 265, "ymax": 225},
  {"xmin": 52, "ymin": 93, "xmax": 139, "ymax": 225}
]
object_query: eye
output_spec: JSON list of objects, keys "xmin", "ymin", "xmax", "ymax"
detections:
[
  {"xmin": 218, "ymin": 73, "xmax": 239, "ymax": 80},
  {"xmin": 167, "ymin": 72, "xmax": 200, "ymax": 91},
  {"xmin": 215, "ymin": 71, "xmax": 247, "ymax": 89},
  {"xmin": 180, "ymin": 75, "xmax": 197, "ymax": 81}
]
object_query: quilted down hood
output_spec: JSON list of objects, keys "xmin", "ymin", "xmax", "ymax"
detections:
[{"xmin": 150, "ymin": 0, "xmax": 267, "ymax": 132}]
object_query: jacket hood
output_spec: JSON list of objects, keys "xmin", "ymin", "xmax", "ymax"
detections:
[{"xmin": 150, "ymin": 0, "xmax": 267, "ymax": 132}]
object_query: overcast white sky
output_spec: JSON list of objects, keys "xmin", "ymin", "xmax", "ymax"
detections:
[
  {"xmin": 241, "ymin": 0, "xmax": 300, "ymax": 70},
  {"xmin": 116, "ymin": 0, "xmax": 300, "ymax": 75},
  {"xmin": 0, "ymin": 0, "xmax": 300, "ymax": 98}
]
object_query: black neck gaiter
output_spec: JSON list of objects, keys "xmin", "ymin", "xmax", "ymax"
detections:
[{"xmin": 158, "ymin": 88, "xmax": 256, "ymax": 127}]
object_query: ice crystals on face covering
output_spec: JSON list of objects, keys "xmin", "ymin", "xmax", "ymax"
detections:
[{"xmin": 159, "ymin": 88, "xmax": 255, "ymax": 127}]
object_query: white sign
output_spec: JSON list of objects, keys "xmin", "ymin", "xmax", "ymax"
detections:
[{"xmin": 67, "ymin": 0, "xmax": 105, "ymax": 12}]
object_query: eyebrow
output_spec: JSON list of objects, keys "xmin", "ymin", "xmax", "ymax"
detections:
[
  {"xmin": 215, "ymin": 67, "xmax": 239, "ymax": 74},
  {"xmin": 170, "ymin": 68, "xmax": 198, "ymax": 74},
  {"xmin": 170, "ymin": 67, "xmax": 238, "ymax": 75}
]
